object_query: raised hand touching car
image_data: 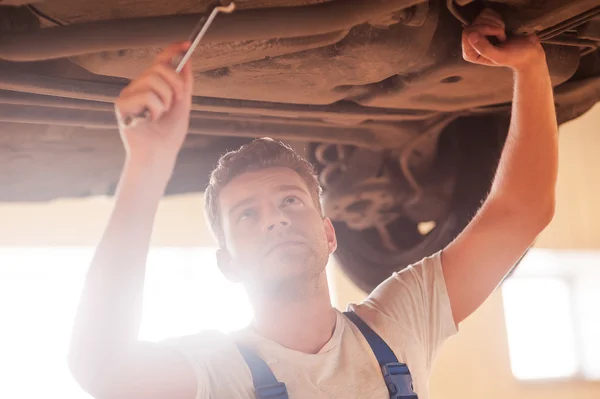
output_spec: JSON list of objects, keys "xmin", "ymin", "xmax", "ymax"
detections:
[
  {"xmin": 462, "ymin": 8, "xmax": 546, "ymax": 73},
  {"xmin": 442, "ymin": 8, "xmax": 557, "ymax": 325},
  {"xmin": 114, "ymin": 41, "xmax": 194, "ymax": 169}
]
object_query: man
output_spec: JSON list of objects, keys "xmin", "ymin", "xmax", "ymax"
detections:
[{"xmin": 68, "ymin": 8, "xmax": 557, "ymax": 399}]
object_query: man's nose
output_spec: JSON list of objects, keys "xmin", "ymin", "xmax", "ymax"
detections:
[{"xmin": 263, "ymin": 207, "xmax": 291, "ymax": 232}]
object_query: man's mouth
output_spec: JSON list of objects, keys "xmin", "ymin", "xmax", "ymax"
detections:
[{"xmin": 265, "ymin": 240, "xmax": 307, "ymax": 255}]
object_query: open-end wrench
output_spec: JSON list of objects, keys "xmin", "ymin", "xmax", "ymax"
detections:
[{"xmin": 122, "ymin": 2, "xmax": 236, "ymax": 127}]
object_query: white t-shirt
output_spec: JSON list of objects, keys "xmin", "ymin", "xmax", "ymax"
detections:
[{"xmin": 164, "ymin": 251, "xmax": 457, "ymax": 399}]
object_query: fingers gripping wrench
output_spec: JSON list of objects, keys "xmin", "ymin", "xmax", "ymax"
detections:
[{"xmin": 121, "ymin": 2, "xmax": 236, "ymax": 127}]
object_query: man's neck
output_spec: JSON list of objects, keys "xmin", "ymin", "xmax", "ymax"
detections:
[{"xmin": 248, "ymin": 272, "xmax": 337, "ymax": 354}]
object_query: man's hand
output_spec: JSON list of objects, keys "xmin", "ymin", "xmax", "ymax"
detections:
[
  {"xmin": 462, "ymin": 8, "xmax": 546, "ymax": 73},
  {"xmin": 115, "ymin": 41, "xmax": 194, "ymax": 167}
]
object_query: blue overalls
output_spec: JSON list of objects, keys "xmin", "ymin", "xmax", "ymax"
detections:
[{"xmin": 236, "ymin": 311, "xmax": 418, "ymax": 399}]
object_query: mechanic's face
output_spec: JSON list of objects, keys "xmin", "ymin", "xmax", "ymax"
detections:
[{"xmin": 216, "ymin": 167, "xmax": 337, "ymax": 295}]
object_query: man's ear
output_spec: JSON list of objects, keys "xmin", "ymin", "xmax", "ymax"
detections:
[
  {"xmin": 323, "ymin": 217, "xmax": 338, "ymax": 254},
  {"xmin": 216, "ymin": 248, "xmax": 242, "ymax": 283}
]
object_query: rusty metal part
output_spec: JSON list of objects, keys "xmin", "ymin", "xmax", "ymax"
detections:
[
  {"xmin": 64, "ymin": 1, "xmax": 440, "ymax": 105},
  {"xmin": 25, "ymin": 5, "xmax": 65, "ymax": 27},
  {"xmin": 315, "ymin": 144, "xmax": 352, "ymax": 189},
  {"xmin": 0, "ymin": 0, "xmax": 425, "ymax": 61},
  {"xmin": 470, "ymin": 75, "xmax": 600, "ymax": 124},
  {"xmin": 402, "ymin": 2, "xmax": 430, "ymax": 27},
  {"xmin": 537, "ymin": 5, "xmax": 600, "ymax": 40},
  {"xmin": 507, "ymin": 0, "xmax": 600, "ymax": 36},
  {"xmin": 0, "ymin": 0, "xmax": 37, "ymax": 5},
  {"xmin": 398, "ymin": 114, "xmax": 459, "ymax": 202},
  {"xmin": 314, "ymin": 134, "xmax": 456, "ymax": 234},
  {"xmin": 0, "ymin": 90, "xmax": 114, "ymax": 111},
  {"xmin": 316, "ymin": 145, "xmax": 407, "ymax": 231},
  {"xmin": 579, "ymin": 19, "xmax": 600, "ymax": 41},
  {"xmin": 31, "ymin": 0, "xmax": 333, "ymax": 24},
  {"xmin": 318, "ymin": 114, "xmax": 460, "ymax": 230},
  {"xmin": 323, "ymin": 177, "xmax": 405, "ymax": 231},
  {"xmin": 0, "ymin": 83, "xmax": 442, "ymax": 150},
  {"xmin": 542, "ymin": 36, "xmax": 599, "ymax": 54},
  {"xmin": 72, "ymin": 29, "xmax": 350, "ymax": 77},
  {"xmin": 2, "ymin": 65, "xmax": 597, "ymax": 151},
  {"xmin": 446, "ymin": 0, "xmax": 469, "ymax": 26},
  {"xmin": 0, "ymin": 102, "xmax": 387, "ymax": 147},
  {"xmin": 445, "ymin": 0, "xmax": 600, "ymax": 55},
  {"xmin": 368, "ymin": 1, "xmax": 429, "ymax": 29},
  {"xmin": 0, "ymin": 71, "xmax": 437, "ymax": 122}
]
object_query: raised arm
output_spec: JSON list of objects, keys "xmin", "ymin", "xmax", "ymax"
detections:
[
  {"xmin": 442, "ymin": 9, "xmax": 558, "ymax": 325},
  {"xmin": 67, "ymin": 42, "xmax": 200, "ymax": 399}
]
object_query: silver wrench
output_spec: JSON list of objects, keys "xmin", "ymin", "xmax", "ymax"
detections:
[{"xmin": 121, "ymin": 2, "xmax": 236, "ymax": 127}]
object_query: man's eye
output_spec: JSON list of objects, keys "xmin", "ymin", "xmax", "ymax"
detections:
[
  {"xmin": 283, "ymin": 196, "xmax": 302, "ymax": 206},
  {"xmin": 239, "ymin": 209, "xmax": 255, "ymax": 221}
]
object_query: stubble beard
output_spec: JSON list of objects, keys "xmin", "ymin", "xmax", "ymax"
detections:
[{"xmin": 251, "ymin": 248, "xmax": 329, "ymax": 301}]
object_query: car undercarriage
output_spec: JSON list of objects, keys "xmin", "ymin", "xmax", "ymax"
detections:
[{"xmin": 2, "ymin": 0, "xmax": 599, "ymax": 290}]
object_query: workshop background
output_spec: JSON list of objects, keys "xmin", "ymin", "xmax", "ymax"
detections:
[{"xmin": 1, "ymin": 104, "xmax": 600, "ymax": 398}]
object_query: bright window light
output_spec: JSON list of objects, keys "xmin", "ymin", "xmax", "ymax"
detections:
[
  {"xmin": 574, "ymin": 274, "xmax": 600, "ymax": 379},
  {"xmin": 0, "ymin": 247, "xmax": 252, "ymax": 399},
  {"xmin": 502, "ymin": 277, "xmax": 578, "ymax": 380},
  {"xmin": 502, "ymin": 249, "xmax": 600, "ymax": 382}
]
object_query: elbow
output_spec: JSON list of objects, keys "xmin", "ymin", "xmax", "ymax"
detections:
[
  {"xmin": 67, "ymin": 351, "xmax": 97, "ymax": 392},
  {"xmin": 67, "ymin": 342, "xmax": 93, "ymax": 383},
  {"xmin": 540, "ymin": 196, "xmax": 556, "ymax": 228},
  {"xmin": 520, "ymin": 196, "xmax": 556, "ymax": 233},
  {"xmin": 529, "ymin": 190, "xmax": 556, "ymax": 230},
  {"xmin": 67, "ymin": 350, "xmax": 113, "ymax": 398}
]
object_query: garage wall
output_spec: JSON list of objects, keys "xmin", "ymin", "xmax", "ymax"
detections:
[
  {"xmin": 1, "ymin": 103, "xmax": 599, "ymax": 399},
  {"xmin": 534, "ymin": 105, "xmax": 600, "ymax": 250}
]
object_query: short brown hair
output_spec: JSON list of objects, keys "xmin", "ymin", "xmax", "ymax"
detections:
[{"xmin": 204, "ymin": 138, "xmax": 323, "ymax": 247}]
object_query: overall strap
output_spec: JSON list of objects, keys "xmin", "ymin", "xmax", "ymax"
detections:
[
  {"xmin": 344, "ymin": 311, "xmax": 418, "ymax": 399},
  {"xmin": 236, "ymin": 343, "xmax": 289, "ymax": 399}
]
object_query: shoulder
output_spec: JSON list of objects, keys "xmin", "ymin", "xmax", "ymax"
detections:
[
  {"xmin": 346, "ymin": 250, "xmax": 456, "ymax": 351},
  {"xmin": 358, "ymin": 251, "xmax": 445, "ymax": 313},
  {"xmin": 161, "ymin": 329, "xmax": 245, "ymax": 363},
  {"xmin": 392, "ymin": 251, "xmax": 443, "ymax": 285},
  {"xmin": 160, "ymin": 329, "xmax": 243, "ymax": 374}
]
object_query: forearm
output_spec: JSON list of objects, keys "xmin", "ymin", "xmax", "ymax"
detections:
[
  {"xmin": 68, "ymin": 156, "xmax": 173, "ymax": 365},
  {"xmin": 489, "ymin": 59, "xmax": 558, "ymax": 217}
]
